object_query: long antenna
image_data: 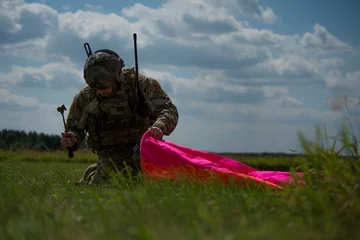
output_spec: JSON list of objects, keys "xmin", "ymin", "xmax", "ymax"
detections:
[
  {"xmin": 133, "ymin": 33, "xmax": 139, "ymax": 81},
  {"xmin": 132, "ymin": 33, "xmax": 151, "ymax": 119},
  {"xmin": 133, "ymin": 33, "xmax": 139, "ymax": 104}
]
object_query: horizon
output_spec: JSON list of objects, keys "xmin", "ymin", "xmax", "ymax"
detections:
[{"xmin": 0, "ymin": 0, "xmax": 359, "ymax": 153}]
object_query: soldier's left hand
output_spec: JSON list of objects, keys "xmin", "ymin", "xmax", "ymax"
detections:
[{"xmin": 148, "ymin": 126, "xmax": 163, "ymax": 139}]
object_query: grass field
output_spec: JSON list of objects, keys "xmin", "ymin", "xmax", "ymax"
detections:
[{"xmin": 1, "ymin": 131, "xmax": 360, "ymax": 240}]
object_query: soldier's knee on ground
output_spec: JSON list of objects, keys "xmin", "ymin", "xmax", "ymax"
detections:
[{"xmin": 75, "ymin": 163, "xmax": 98, "ymax": 185}]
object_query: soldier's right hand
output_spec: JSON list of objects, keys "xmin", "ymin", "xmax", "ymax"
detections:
[{"xmin": 60, "ymin": 131, "xmax": 77, "ymax": 148}]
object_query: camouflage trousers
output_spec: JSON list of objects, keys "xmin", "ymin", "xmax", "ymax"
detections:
[{"xmin": 76, "ymin": 144, "xmax": 142, "ymax": 186}]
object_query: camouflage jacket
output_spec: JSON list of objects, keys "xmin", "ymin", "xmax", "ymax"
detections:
[{"xmin": 66, "ymin": 68, "xmax": 179, "ymax": 151}]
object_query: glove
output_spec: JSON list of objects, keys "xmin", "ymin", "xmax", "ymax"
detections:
[{"xmin": 60, "ymin": 131, "xmax": 77, "ymax": 148}]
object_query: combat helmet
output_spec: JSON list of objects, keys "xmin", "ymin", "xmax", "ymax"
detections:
[{"xmin": 83, "ymin": 49, "xmax": 125, "ymax": 90}]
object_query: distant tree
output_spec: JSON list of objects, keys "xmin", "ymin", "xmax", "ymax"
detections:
[
  {"xmin": 0, "ymin": 129, "xmax": 92, "ymax": 152},
  {"xmin": 0, "ymin": 129, "xmax": 62, "ymax": 151},
  {"xmin": 35, "ymin": 141, "xmax": 50, "ymax": 152}
]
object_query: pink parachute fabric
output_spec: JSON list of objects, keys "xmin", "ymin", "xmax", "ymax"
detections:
[{"xmin": 140, "ymin": 131, "xmax": 305, "ymax": 190}]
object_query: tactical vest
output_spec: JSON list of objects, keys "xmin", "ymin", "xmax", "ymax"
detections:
[{"xmin": 82, "ymin": 67, "xmax": 153, "ymax": 151}]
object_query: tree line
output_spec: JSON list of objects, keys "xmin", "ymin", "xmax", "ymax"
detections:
[
  {"xmin": 0, "ymin": 129, "xmax": 87, "ymax": 151},
  {"xmin": 1, "ymin": 129, "xmax": 357, "ymax": 160},
  {"xmin": 0, "ymin": 128, "xmax": 304, "ymax": 156}
]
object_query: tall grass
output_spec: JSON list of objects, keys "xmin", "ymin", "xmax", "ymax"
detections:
[
  {"xmin": 1, "ymin": 99, "xmax": 359, "ymax": 239},
  {"xmin": 287, "ymin": 97, "xmax": 360, "ymax": 238}
]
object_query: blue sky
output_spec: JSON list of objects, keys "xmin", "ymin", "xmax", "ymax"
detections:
[{"xmin": 0, "ymin": 0, "xmax": 359, "ymax": 153}]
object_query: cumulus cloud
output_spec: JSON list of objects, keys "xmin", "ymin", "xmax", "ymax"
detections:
[
  {"xmin": 205, "ymin": 0, "xmax": 277, "ymax": 24},
  {"xmin": 84, "ymin": 4, "xmax": 103, "ymax": 11},
  {"xmin": 0, "ymin": 88, "xmax": 40, "ymax": 109},
  {"xmin": 183, "ymin": 100, "xmax": 342, "ymax": 124},
  {"xmin": 0, "ymin": 1, "xmax": 59, "ymax": 44},
  {"xmin": 0, "ymin": 1, "xmax": 354, "ymax": 73},
  {"xmin": 1, "ymin": 1, "xmax": 352, "ymax": 62},
  {"xmin": 301, "ymin": 24, "xmax": 351, "ymax": 53},
  {"xmin": 276, "ymin": 96, "xmax": 303, "ymax": 108},
  {"xmin": 0, "ymin": 59, "xmax": 340, "ymax": 125},
  {"xmin": 140, "ymin": 68, "xmax": 342, "ymax": 125},
  {"xmin": 0, "ymin": 60, "xmax": 84, "ymax": 89},
  {"xmin": 0, "ymin": 0, "xmax": 355, "ymax": 95},
  {"xmin": 0, "ymin": 0, "xmax": 358, "ymax": 151},
  {"xmin": 233, "ymin": 0, "xmax": 277, "ymax": 23},
  {"xmin": 0, "ymin": 105, "xmax": 63, "ymax": 136},
  {"xmin": 0, "ymin": 87, "xmax": 64, "ymax": 135},
  {"xmin": 168, "ymin": 116, "xmax": 337, "ymax": 152},
  {"xmin": 141, "ymin": 67, "xmax": 290, "ymax": 103}
]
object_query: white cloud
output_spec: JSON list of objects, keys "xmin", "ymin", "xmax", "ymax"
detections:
[
  {"xmin": 0, "ymin": 37, "xmax": 49, "ymax": 61},
  {"xmin": 0, "ymin": 0, "xmax": 353, "ymax": 96},
  {"xmin": 139, "ymin": 68, "xmax": 343, "ymax": 125},
  {"xmin": 301, "ymin": 24, "xmax": 351, "ymax": 53},
  {"xmin": 0, "ymin": 0, "xmax": 358, "ymax": 152},
  {"xmin": 0, "ymin": 61, "xmax": 342, "ymax": 124},
  {"xmin": 0, "ymin": 1, "xmax": 59, "ymax": 44},
  {"xmin": 1, "ymin": 107, "xmax": 64, "ymax": 135},
  {"xmin": 276, "ymin": 96, "xmax": 303, "ymax": 108},
  {"xmin": 167, "ymin": 116, "xmax": 339, "ymax": 153},
  {"xmin": 205, "ymin": 0, "xmax": 277, "ymax": 24},
  {"xmin": 0, "ymin": 60, "xmax": 84, "ymax": 89},
  {"xmin": 84, "ymin": 4, "xmax": 103, "ymax": 11},
  {"xmin": 0, "ymin": 87, "xmax": 65, "ymax": 135},
  {"xmin": 0, "ymin": 88, "xmax": 41, "ymax": 110},
  {"xmin": 1, "ymin": 0, "xmax": 352, "ymax": 62}
]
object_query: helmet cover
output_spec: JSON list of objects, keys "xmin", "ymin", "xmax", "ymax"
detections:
[{"xmin": 83, "ymin": 50, "xmax": 124, "ymax": 90}]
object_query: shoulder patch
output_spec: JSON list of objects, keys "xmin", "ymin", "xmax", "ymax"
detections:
[
  {"xmin": 152, "ymin": 79, "xmax": 166, "ymax": 95},
  {"xmin": 152, "ymin": 79, "xmax": 161, "ymax": 92}
]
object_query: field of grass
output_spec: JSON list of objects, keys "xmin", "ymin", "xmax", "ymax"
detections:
[{"xmin": 1, "ymin": 131, "xmax": 360, "ymax": 240}]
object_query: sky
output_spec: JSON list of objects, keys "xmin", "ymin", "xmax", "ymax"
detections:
[{"xmin": 0, "ymin": 0, "xmax": 359, "ymax": 153}]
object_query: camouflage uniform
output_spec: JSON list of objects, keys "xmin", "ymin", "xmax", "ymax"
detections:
[{"xmin": 66, "ymin": 49, "xmax": 178, "ymax": 185}]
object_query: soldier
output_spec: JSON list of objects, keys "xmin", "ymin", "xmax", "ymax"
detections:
[{"xmin": 60, "ymin": 49, "xmax": 179, "ymax": 185}]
